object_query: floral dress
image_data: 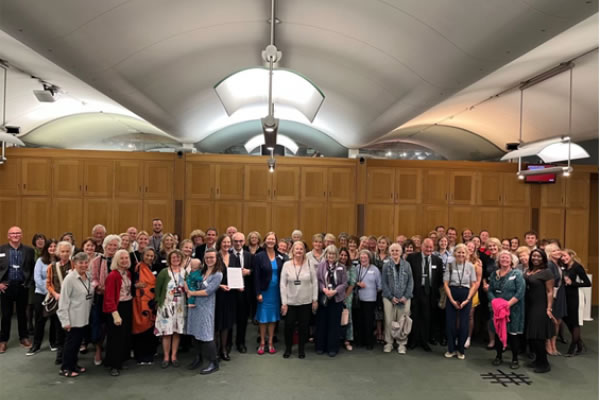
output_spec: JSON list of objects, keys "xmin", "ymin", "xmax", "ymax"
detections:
[
  {"xmin": 155, "ymin": 269, "xmax": 187, "ymax": 336},
  {"xmin": 344, "ymin": 264, "xmax": 358, "ymax": 341}
]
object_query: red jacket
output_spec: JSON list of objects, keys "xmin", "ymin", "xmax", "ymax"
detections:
[{"xmin": 103, "ymin": 270, "xmax": 130, "ymax": 313}]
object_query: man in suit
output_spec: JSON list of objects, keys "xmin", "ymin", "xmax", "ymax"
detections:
[
  {"xmin": 0, "ymin": 226, "xmax": 35, "ymax": 353},
  {"xmin": 193, "ymin": 228, "xmax": 218, "ymax": 261},
  {"xmin": 229, "ymin": 232, "xmax": 253, "ymax": 353},
  {"xmin": 406, "ymin": 238, "xmax": 444, "ymax": 352}
]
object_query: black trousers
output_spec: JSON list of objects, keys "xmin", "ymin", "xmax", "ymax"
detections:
[
  {"xmin": 409, "ymin": 290, "xmax": 432, "ymax": 347},
  {"xmin": 132, "ymin": 327, "xmax": 157, "ymax": 363},
  {"xmin": 195, "ymin": 338, "xmax": 217, "ymax": 363},
  {"xmin": 62, "ymin": 327, "xmax": 85, "ymax": 372},
  {"xmin": 33, "ymin": 293, "xmax": 57, "ymax": 347},
  {"xmin": 529, "ymin": 338, "xmax": 549, "ymax": 368},
  {"xmin": 51, "ymin": 314, "xmax": 66, "ymax": 359},
  {"xmin": 495, "ymin": 333, "xmax": 520, "ymax": 361},
  {"xmin": 0, "ymin": 283, "xmax": 29, "ymax": 342},
  {"xmin": 235, "ymin": 290, "xmax": 249, "ymax": 346},
  {"xmin": 316, "ymin": 300, "xmax": 343, "ymax": 354},
  {"xmin": 284, "ymin": 304, "xmax": 311, "ymax": 354},
  {"xmin": 354, "ymin": 300, "xmax": 376, "ymax": 348},
  {"xmin": 105, "ymin": 300, "xmax": 132, "ymax": 369}
]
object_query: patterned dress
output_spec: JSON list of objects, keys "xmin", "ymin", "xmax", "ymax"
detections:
[
  {"xmin": 344, "ymin": 265, "xmax": 358, "ymax": 341},
  {"xmin": 154, "ymin": 269, "xmax": 187, "ymax": 336},
  {"xmin": 187, "ymin": 272, "xmax": 223, "ymax": 341}
]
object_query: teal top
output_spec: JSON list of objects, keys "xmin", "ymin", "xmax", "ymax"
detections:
[{"xmin": 488, "ymin": 268, "xmax": 525, "ymax": 334}]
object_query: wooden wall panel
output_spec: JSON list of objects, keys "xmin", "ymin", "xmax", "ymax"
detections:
[
  {"xmin": 328, "ymin": 167, "xmax": 355, "ymax": 202},
  {"xmin": 449, "ymin": 206, "xmax": 480, "ymax": 233},
  {"xmin": 327, "ymin": 203, "xmax": 356, "ymax": 237},
  {"xmin": 22, "ymin": 159, "xmax": 51, "ymax": 196},
  {"xmin": 366, "ymin": 167, "xmax": 395, "ymax": 204},
  {"xmin": 84, "ymin": 199, "xmax": 113, "ymax": 236},
  {"xmin": 21, "ymin": 197, "xmax": 52, "ymax": 240},
  {"xmin": 53, "ymin": 160, "xmax": 83, "ymax": 198},
  {"xmin": 271, "ymin": 202, "xmax": 298, "ymax": 238},
  {"xmin": 538, "ymin": 208, "xmax": 565, "ymax": 244},
  {"xmin": 185, "ymin": 200, "xmax": 213, "ymax": 237},
  {"xmin": 142, "ymin": 200, "xmax": 174, "ymax": 233},
  {"xmin": 113, "ymin": 200, "xmax": 143, "ymax": 235},
  {"xmin": 422, "ymin": 205, "xmax": 448, "ymax": 235},
  {"xmin": 502, "ymin": 207, "xmax": 531, "ymax": 239},
  {"xmin": 242, "ymin": 202, "xmax": 271, "ymax": 237},
  {"xmin": 0, "ymin": 197, "xmax": 20, "ymax": 238},
  {"xmin": 0, "ymin": 158, "xmax": 21, "ymax": 196},
  {"xmin": 479, "ymin": 207, "xmax": 502, "ymax": 237},
  {"xmin": 364, "ymin": 204, "xmax": 395, "ymax": 239},
  {"xmin": 213, "ymin": 201, "xmax": 242, "ymax": 236},
  {"xmin": 565, "ymin": 208, "xmax": 590, "ymax": 267},
  {"xmin": 114, "ymin": 160, "xmax": 143, "ymax": 199},
  {"xmin": 300, "ymin": 202, "xmax": 327, "ymax": 237},
  {"xmin": 301, "ymin": 167, "xmax": 327, "ymax": 202},
  {"xmin": 52, "ymin": 198, "xmax": 83, "ymax": 241},
  {"xmin": 395, "ymin": 205, "xmax": 420, "ymax": 238}
]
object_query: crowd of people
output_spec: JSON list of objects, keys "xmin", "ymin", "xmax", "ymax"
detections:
[{"xmin": 0, "ymin": 220, "xmax": 591, "ymax": 378}]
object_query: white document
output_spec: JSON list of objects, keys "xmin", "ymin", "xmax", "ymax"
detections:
[{"xmin": 227, "ymin": 267, "xmax": 244, "ymax": 289}]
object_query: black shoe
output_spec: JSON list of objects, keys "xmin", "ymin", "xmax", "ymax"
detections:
[
  {"xmin": 558, "ymin": 335, "xmax": 567, "ymax": 344},
  {"xmin": 283, "ymin": 350, "xmax": 291, "ymax": 359},
  {"xmin": 534, "ymin": 364, "xmax": 551, "ymax": 373},
  {"xmin": 188, "ymin": 355, "xmax": 203, "ymax": 370},
  {"xmin": 328, "ymin": 352, "xmax": 337, "ymax": 357},
  {"xmin": 422, "ymin": 344, "xmax": 432, "ymax": 352},
  {"xmin": 525, "ymin": 361, "xmax": 536, "ymax": 368},
  {"xmin": 428, "ymin": 339, "xmax": 438, "ymax": 346},
  {"xmin": 26, "ymin": 345, "xmax": 41, "ymax": 356},
  {"xmin": 298, "ymin": 352, "xmax": 305, "ymax": 359},
  {"xmin": 226, "ymin": 344, "xmax": 232, "ymax": 354},
  {"xmin": 492, "ymin": 357, "xmax": 502, "ymax": 366},
  {"xmin": 237, "ymin": 345, "xmax": 247, "ymax": 354},
  {"xmin": 110, "ymin": 368, "xmax": 120, "ymax": 377},
  {"xmin": 220, "ymin": 352, "xmax": 230, "ymax": 361},
  {"xmin": 510, "ymin": 360, "xmax": 520, "ymax": 369},
  {"xmin": 200, "ymin": 361, "xmax": 219, "ymax": 375}
]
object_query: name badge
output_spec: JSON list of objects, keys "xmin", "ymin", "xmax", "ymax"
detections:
[
  {"xmin": 173, "ymin": 291, "xmax": 182, "ymax": 298},
  {"xmin": 431, "ymin": 265, "xmax": 437, "ymax": 269},
  {"xmin": 11, "ymin": 265, "xmax": 20, "ymax": 269},
  {"xmin": 293, "ymin": 280, "xmax": 301, "ymax": 286},
  {"xmin": 152, "ymin": 271, "xmax": 157, "ymax": 275},
  {"xmin": 86, "ymin": 294, "xmax": 93, "ymax": 300},
  {"xmin": 161, "ymin": 260, "xmax": 167, "ymax": 264},
  {"xmin": 508, "ymin": 275, "xmax": 516, "ymax": 281},
  {"xmin": 0, "ymin": 253, "xmax": 5, "ymax": 257},
  {"xmin": 336, "ymin": 267, "xmax": 343, "ymax": 271},
  {"xmin": 368, "ymin": 270, "xmax": 375, "ymax": 274},
  {"xmin": 495, "ymin": 289, "xmax": 502, "ymax": 294}
]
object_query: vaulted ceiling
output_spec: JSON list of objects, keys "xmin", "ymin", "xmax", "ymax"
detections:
[{"xmin": 0, "ymin": 1, "xmax": 597, "ymax": 159}]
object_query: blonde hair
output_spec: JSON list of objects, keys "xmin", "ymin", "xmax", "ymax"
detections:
[
  {"xmin": 544, "ymin": 243, "xmax": 560, "ymax": 260},
  {"xmin": 453, "ymin": 243, "xmax": 467, "ymax": 257},
  {"xmin": 312, "ymin": 233, "xmax": 324, "ymax": 242},
  {"xmin": 119, "ymin": 233, "xmax": 132, "ymax": 252},
  {"xmin": 247, "ymin": 231, "xmax": 262, "ymax": 246},
  {"xmin": 497, "ymin": 250, "xmax": 515, "ymax": 267},
  {"xmin": 160, "ymin": 233, "xmax": 176, "ymax": 253},
  {"xmin": 136, "ymin": 230, "xmax": 149, "ymax": 241},
  {"xmin": 324, "ymin": 244, "xmax": 339, "ymax": 262},
  {"xmin": 563, "ymin": 248, "xmax": 581, "ymax": 265},
  {"xmin": 515, "ymin": 246, "xmax": 531, "ymax": 258},
  {"xmin": 110, "ymin": 249, "xmax": 131, "ymax": 270},
  {"xmin": 189, "ymin": 229, "xmax": 205, "ymax": 242},
  {"xmin": 290, "ymin": 241, "xmax": 306, "ymax": 261},
  {"xmin": 324, "ymin": 233, "xmax": 336, "ymax": 243}
]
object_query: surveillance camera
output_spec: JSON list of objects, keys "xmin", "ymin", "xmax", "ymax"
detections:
[
  {"xmin": 177, "ymin": 150, "xmax": 183, "ymax": 158},
  {"xmin": 359, "ymin": 157, "xmax": 366, "ymax": 164}
]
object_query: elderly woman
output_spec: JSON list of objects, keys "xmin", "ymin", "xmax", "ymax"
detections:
[
  {"xmin": 338, "ymin": 233, "xmax": 349, "ymax": 249},
  {"xmin": 354, "ymin": 249, "xmax": 381, "ymax": 350},
  {"xmin": 57, "ymin": 252, "xmax": 93, "ymax": 377},
  {"xmin": 90, "ymin": 234, "xmax": 121, "ymax": 365},
  {"xmin": 253, "ymin": 232, "xmax": 284, "ymax": 354},
  {"xmin": 28, "ymin": 240, "xmax": 58, "ymax": 356},
  {"xmin": 280, "ymin": 241, "xmax": 318, "ymax": 358},
  {"xmin": 131, "ymin": 247, "xmax": 158, "ymax": 365},
  {"xmin": 481, "ymin": 237, "xmax": 501, "ymax": 349},
  {"xmin": 186, "ymin": 248, "xmax": 223, "ymax": 374},
  {"xmin": 381, "ymin": 243, "xmax": 413, "ymax": 354},
  {"xmin": 339, "ymin": 248, "xmax": 356, "ymax": 351},
  {"xmin": 488, "ymin": 250, "xmax": 525, "ymax": 369},
  {"xmin": 316, "ymin": 245, "xmax": 348, "ymax": 357},
  {"xmin": 515, "ymin": 246, "xmax": 531, "ymax": 273},
  {"xmin": 524, "ymin": 249, "xmax": 555, "ymax": 373},
  {"xmin": 155, "ymin": 249, "xmax": 187, "ymax": 368},
  {"xmin": 46, "ymin": 241, "xmax": 73, "ymax": 365},
  {"xmin": 561, "ymin": 249, "xmax": 591, "ymax": 356},
  {"xmin": 103, "ymin": 249, "xmax": 133, "ymax": 376},
  {"xmin": 307, "ymin": 233, "xmax": 325, "ymax": 266},
  {"xmin": 443, "ymin": 244, "xmax": 478, "ymax": 359}
]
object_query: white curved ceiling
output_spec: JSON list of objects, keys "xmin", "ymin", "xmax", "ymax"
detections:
[{"xmin": 0, "ymin": 1, "xmax": 597, "ymax": 157}]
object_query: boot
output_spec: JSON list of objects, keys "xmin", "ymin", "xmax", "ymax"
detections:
[
  {"xmin": 188, "ymin": 354, "xmax": 203, "ymax": 370},
  {"xmin": 200, "ymin": 361, "xmax": 219, "ymax": 375}
]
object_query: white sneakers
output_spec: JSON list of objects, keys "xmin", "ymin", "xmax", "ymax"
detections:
[
  {"xmin": 398, "ymin": 346, "xmax": 406, "ymax": 355},
  {"xmin": 444, "ymin": 351, "xmax": 456, "ymax": 358},
  {"xmin": 383, "ymin": 344, "xmax": 393, "ymax": 353},
  {"xmin": 457, "ymin": 353, "xmax": 465, "ymax": 360}
]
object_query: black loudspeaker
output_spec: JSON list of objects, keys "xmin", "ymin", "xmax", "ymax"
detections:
[
  {"xmin": 359, "ymin": 157, "xmax": 366, "ymax": 164},
  {"xmin": 261, "ymin": 144, "xmax": 284, "ymax": 156},
  {"xmin": 506, "ymin": 142, "xmax": 519, "ymax": 151},
  {"xmin": 4, "ymin": 126, "xmax": 20, "ymax": 134}
]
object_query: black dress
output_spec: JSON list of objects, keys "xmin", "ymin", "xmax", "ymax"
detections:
[
  {"xmin": 524, "ymin": 269, "xmax": 555, "ymax": 340},
  {"xmin": 548, "ymin": 261, "xmax": 567, "ymax": 320},
  {"xmin": 214, "ymin": 257, "xmax": 238, "ymax": 331},
  {"xmin": 563, "ymin": 262, "xmax": 591, "ymax": 328}
]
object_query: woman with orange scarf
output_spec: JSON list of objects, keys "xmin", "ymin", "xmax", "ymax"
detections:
[{"xmin": 132, "ymin": 248, "xmax": 158, "ymax": 365}]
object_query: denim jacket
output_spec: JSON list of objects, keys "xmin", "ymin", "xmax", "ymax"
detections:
[{"xmin": 382, "ymin": 258, "xmax": 413, "ymax": 300}]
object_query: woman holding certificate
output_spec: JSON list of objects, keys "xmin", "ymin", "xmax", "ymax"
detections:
[{"xmin": 214, "ymin": 235, "xmax": 239, "ymax": 361}]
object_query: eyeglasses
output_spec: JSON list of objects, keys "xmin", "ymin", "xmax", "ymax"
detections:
[
  {"xmin": 8, "ymin": 232, "xmax": 22, "ymax": 236},
  {"xmin": 233, "ymin": 240, "xmax": 244, "ymax": 243}
]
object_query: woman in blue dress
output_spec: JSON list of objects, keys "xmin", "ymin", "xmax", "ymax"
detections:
[{"xmin": 253, "ymin": 232, "xmax": 285, "ymax": 355}]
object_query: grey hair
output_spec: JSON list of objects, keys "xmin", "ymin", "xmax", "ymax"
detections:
[
  {"xmin": 103, "ymin": 234, "xmax": 122, "ymax": 251},
  {"xmin": 72, "ymin": 252, "xmax": 89, "ymax": 263},
  {"xmin": 110, "ymin": 249, "xmax": 131, "ymax": 271},
  {"xmin": 324, "ymin": 244, "xmax": 339, "ymax": 262},
  {"xmin": 92, "ymin": 224, "xmax": 106, "ymax": 234}
]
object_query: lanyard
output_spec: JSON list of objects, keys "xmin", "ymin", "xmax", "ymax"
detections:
[
  {"xmin": 170, "ymin": 268, "xmax": 183, "ymax": 286},
  {"xmin": 79, "ymin": 275, "xmax": 90, "ymax": 295},
  {"xmin": 454, "ymin": 263, "xmax": 466, "ymax": 287},
  {"xmin": 358, "ymin": 265, "xmax": 371, "ymax": 283},
  {"xmin": 293, "ymin": 260, "xmax": 304, "ymax": 281}
]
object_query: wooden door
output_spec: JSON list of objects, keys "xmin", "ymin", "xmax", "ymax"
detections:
[
  {"xmin": 185, "ymin": 162, "xmax": 213, "ymax": 199},
  {"xmin": 184, "ymin": 200, "xmax": 213, "ymax": 237},
  {"xmin": 422, "ymin": 205, "xmax": 449, "ymax": 235},
  {"xmin": 0, "ymin": 198, "xmax": 20, "ymax": 238},
  {"xmin": 502, "ymin": 207, "xmax": 531, "ymax": 239},
  {"xmin": 84, "ymin": 160, "xmax": 114, "ymax": 198},
  {"xmin": 449, "ymin": 206, "xmax": 480, "ymax": 233},
  {"xmin": 244, "ymin": 165, "xmax": 272, "ymax": 201},
  {"xmin": 540, "ymin": 178, "xmax": 565, "ymax": 207},
  {"xmin": 52, "ymin": 198, "xmax": 83, "ymax": 240},
  {"xmin": 271, "ymin": 202, "xmax": 298, "ymax": 238},
  {"xmin": 273, "ymin": 166, "xmax": 299, "ymax": 201},
  {"xmin": 395, "ymin": 168, "xmax": 422, "ymax": 204},
  {"xmin": 214, "ymin": 164, "xmax": 244, "ymax": 200},
  {"xmin": 449, "ymin": 171, "xmax": 476, "ymax": 205},
  {"xmin": 501, "ymin": 173, "xmax": 530, "ymax": 206},
  {"xmin": 301, "ymin": 167, "xmax": 327, "ymax": 202},
  {"xmin": 300, "ymin": 202, "xmax": 327, "ymax": 238},
  {"xmin": 364, "ymin": 204, "xmax": 395, "ymax": 239},
  {"xmin": 243, "ymin": 202, "xmax": 271, "ymax": 236},
  {"xmin": 22, "ymin": 158, "xmax": 51, "ymax": 196},
  {"xmin": 565, "ymin": 208, "xmax": 590, "ymax": 267},
  {"xmin": 565, "ymin": 172, "xmax": 590, "ymax": 209},
  {"xmin": 327, "ymin": 167, "xmax": 355, "ymax": 202},
  {"xmin": 538, "ymin": 208, "xmax": 565, "ymax": 245},
  {"xmin": 0, "ymin": 158, "xmax": 20, "ymax": 196},
  {"xmin": 478, "ymin": 172, "xmax": 503, "ymax": 206},
  {"xmin": 366, "ymin": 167, "xmax": 395, "ymax": 204},
  {"xmin": 327, "ymin": 203, "xmax": 356, "ymax": 236},
  {"xmin": 83, "ymin": 198, "xmax": 113, "ymax": 236},
  {"xmin": 21, "ymin": 197, "xmax": 52, "ymax": 240},
  {"xmin": 143, "ymin": 161, "xmax": 173, "ymax": 199},
  {"xmin": 143, "ymin": 199, "xmax": 174, "ymax": 233},
  {"xmin": 114, "ymin": 160, "xmax": 143, "ymax": 199},
  {"xmin": 423, "ymin": 170, "xmax": 448, "ymax": 205},
  {"xmin": 395, "ymin": 205, "xmax": 420, "ymax": 238},
  {"xmin": 113, "ymin": 200, "xmax": 143, "ymax": 234},
  {"xmin": 478, "ymin": 207, "xmax": 502, "ymax": 237},
  {"xmin": 213, "ymin": 201, "xmax": 243, "ymax": 235},
  {"xmin": 52, "ymin": 160, "xmax": 83, "ymax": 198}
]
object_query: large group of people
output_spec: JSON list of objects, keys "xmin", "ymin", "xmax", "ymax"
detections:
[{"xmin": 0, "ymin": 220, "xmax": 591, "ymax": 378}]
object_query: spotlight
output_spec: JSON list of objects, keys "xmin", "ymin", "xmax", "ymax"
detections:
[
  {"xmin": 262, "ymin": 115, "xmax": 279, "ymax": 150},
  {"xmin": 33, "ymin": 82, "xmax": 61, "ymax": 103},
  {"xmin": 267, "ymin": 157, "xmax": 276, "ymax": 173}
]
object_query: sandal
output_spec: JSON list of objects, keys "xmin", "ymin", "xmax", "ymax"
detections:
[
  {"xmin": 268, "ymin": 345, "xmax": 276, "ymax": 354},
  {"xmin": 60, "ymin": 370, "xmax": 79, "ymax": 378},
  {"xmin": 257, "ymin": 345, "xmax": 265, "ymax": 355},
  {"xmin": 344, "ymin": 342, "xmax": 353, "ymax": 351}
]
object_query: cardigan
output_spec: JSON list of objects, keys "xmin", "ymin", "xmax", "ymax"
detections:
[
  {"xmin": 316, "ymin": 260, "xmax": 348, "ymax": 303},
  {"xmin": 103, "ymin": 269, "xmax": 131, "ymax": 313},
  {"xmin": 155, "ymin": 267, "xmax": 188, "ymax": 308},
  {"xmin": 57, "ymin": 270, "xmax": 93, "ymax": 328},
  {"xmin": 381, "ymin": 258, "xmax": 413, "ymax": 300},
  {"xmin": 253, "ymin": 250, "xmax": 286, "ymax": 297}
]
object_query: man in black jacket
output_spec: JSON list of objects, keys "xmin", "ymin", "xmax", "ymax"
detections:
[
  {"xmin": 229, "ymin": 232, "xmax": 254, "ymax": 353},
  {"xmin": 406, "ymin": 238, "xmax": 444, "ymax": 352},
  {"xmin": 193, "ymin": 228, "xmax": 218, "ymax": 262},
  {"xmin": 0, "ymin": 226, "xmax": 35, "ymax": 353}
]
